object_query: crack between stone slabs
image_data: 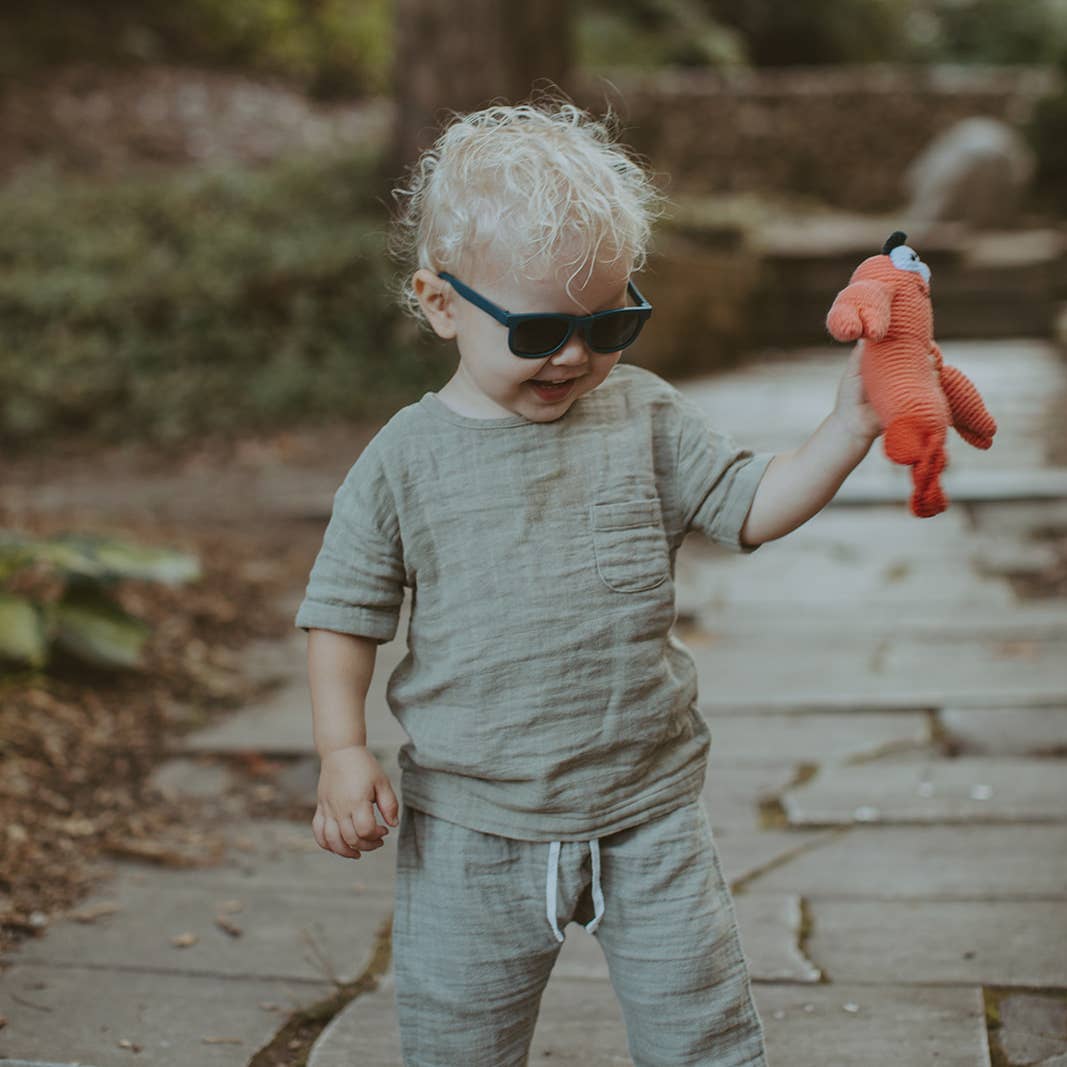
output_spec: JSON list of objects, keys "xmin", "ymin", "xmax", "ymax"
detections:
[
  {"xmin": 729, "ymin": 824, "xmax": 850, "ymax": 896},
  {"xmin": 759, "ymin": 761, "xmax": 820, "ymax": 830},
  {"xmin": 796, "ymin": 896, "xmax": 829, "ymax": 985},
  {"xmin": 762, "ymin": 892, "xmax": 1067, "ymax": 903},
  {"xmin": 984, "ymin": 985, "xmax": 1010, "ymax": 1067},
  {"xmin": 0, "ymin": 1060, "xmax": 95, "ymax": 1067},
  {"xmin": 248, "ymin": 912, "xmax": 394, "ymax": 1067},
  {"xmin": 0, "ymin": 959, "xmax": 339, "ymax": 985},
  {"xmin": 840, "ymin": 735, "xmax": 936, "ymax": 766},
  {"xmin": 787, "ymin": 815, "xmax": 1067, "ymax": 829}
]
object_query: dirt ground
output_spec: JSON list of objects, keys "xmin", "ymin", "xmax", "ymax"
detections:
[{"xmin": 0, "ymin": 420, "xmax": 379, "ymax": 957}]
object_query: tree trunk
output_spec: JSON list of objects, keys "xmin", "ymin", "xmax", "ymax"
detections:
[{"xmin": 383, "ymin": 0, "xmax": 574, "ymax": 184}]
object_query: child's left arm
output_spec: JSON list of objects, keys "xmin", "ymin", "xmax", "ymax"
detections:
[{"xmin": 740, "ymin": 343, "xmax": 881, "ymax": 548}]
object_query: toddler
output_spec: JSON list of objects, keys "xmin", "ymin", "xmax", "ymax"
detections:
[{"xmin": 296, "ymin": 96, "xmax": 883, "ymax": 1067}]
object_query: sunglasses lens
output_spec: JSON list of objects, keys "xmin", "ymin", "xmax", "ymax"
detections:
[
  {"xmin": 589, "ymin": 311, "xmax": 644, "ymax": 352},
  {"xmin": 510, "ymin": 317, "xmax": 570, "ymax": 356}
]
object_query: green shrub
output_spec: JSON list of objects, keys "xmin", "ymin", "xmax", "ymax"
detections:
[
  {"xmin": 0, "ymin": 150, "xmax": 443, "ymax": 452},
  {"xmin": 0, "ymin": 530, "xmax": 200, "ymax": 672},
  {"xmin": 0, "ymin": 0, "xmax": 392, "ymax": 98}
]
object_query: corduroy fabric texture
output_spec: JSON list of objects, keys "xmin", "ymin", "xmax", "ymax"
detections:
[
  {"xmin": 294, "ymin": 361, "xmax": 775, "ymax": 842},
  {"xmin": 826, "ymin": 244, "xmax": 997, "ymax": 518}
]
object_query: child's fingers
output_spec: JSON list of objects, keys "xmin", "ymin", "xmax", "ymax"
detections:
[
  {"xmin": 341, "ymin": 811, "xmax": 385, "ymax": 851},
  {"xmin": 375, "ymin": 779, "xmax": 400, "ymax": 827},
  {"xmin": 321, "ymin": 815, "xmax": 362, "ymax": 858}
]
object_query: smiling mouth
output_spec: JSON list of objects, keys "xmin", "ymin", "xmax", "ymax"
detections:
[{"xmin": 529, "ymin": 377, "xmax": 579, "ymax": 399}]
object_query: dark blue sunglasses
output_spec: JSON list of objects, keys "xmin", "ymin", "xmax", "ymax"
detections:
[{"xmin": 437, "ymin": 271, "xmax": 653, "ymax": 358}]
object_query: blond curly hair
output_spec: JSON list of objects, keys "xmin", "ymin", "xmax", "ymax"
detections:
[{"xmin": 386, "ymin": 89, "xmax": 670, "ymax": 327}]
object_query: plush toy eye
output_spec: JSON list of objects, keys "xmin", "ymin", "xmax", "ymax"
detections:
[{"xmin": 889, "ymin": 244, "xmax": 932, "ymax": 285}]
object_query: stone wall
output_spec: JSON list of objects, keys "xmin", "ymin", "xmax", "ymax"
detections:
[{"xmin": 574, "ymin": 65, "xmax": 1059, "ymax": 212}]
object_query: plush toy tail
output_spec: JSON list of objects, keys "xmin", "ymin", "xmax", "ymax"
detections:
[{"xmin": 883, "ymin": 415, "xmax": 949, "ymax": 518}]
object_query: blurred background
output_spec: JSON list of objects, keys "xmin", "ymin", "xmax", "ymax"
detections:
[
  {"xmin": 0, "ymin": 0, "xmax": 1064, "ymax": 452},
  {"xmin": 1, "ymin": 5, "xmax": 1066, "ymax": 1064}
]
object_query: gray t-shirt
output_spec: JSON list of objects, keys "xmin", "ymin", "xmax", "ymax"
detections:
[{"xmin": 294, "ymin": 362, "xmax": 775, "ymax": 842}]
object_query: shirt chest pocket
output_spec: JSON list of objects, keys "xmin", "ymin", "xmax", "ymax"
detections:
[{"xmin": 590, "ymin": 497, "xmax": 671, "ymax": 593}]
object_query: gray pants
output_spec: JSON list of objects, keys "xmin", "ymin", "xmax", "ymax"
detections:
[{"xmin": 392, "ymin": 797, "xmax": 768, "ymax": 1066}]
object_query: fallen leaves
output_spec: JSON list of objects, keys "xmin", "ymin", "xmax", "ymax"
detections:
[
  {"xmin": 214, "ymin": 914, "xmax": 243, "ymax": 938},
  {"xmin": 68, "ymin": 901, "xmax": 120, "ymax": 923},
  {"xmin": 0, "ymin": 505, "xmax": 310, "ymax": 955},
  {"xmin": 992, "ymin": 639, "xmax": 1042, "ymax": 661}
]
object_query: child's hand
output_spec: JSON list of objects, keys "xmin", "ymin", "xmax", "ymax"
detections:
[
  {"xmin": 832, "ymin": 340, "xmax": 883, "ymax": 444},
  {"xmin": 312, "ymin": 745, "xmax": 399, "ymax": 860}
]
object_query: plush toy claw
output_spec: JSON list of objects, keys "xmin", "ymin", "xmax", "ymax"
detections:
[{"xmin": 826, "ymin": 231, "xmax": 997, "ymax": 518}]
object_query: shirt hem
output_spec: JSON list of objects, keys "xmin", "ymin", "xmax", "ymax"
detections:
[{"xmin": 398, "ymin": 761, "xmax": 708, "ymax": 842}]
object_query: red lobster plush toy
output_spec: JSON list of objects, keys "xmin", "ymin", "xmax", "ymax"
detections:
[{"xmin": 826, "ymin": 231, "xmax": 997, "ymax": 518}]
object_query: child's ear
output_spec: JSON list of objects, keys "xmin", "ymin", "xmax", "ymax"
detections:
[{"xmin": 412, "ymin": 269, "xmax": 458, "ymax": 341}]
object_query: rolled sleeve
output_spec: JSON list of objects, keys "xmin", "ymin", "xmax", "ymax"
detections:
[
  {"xmin": 673, "ymin": 393, "xmax": 775, "ymax": 554},
  {"xmin": 294, "ymin": 446, "xmax": 406, "ymax": 641}
]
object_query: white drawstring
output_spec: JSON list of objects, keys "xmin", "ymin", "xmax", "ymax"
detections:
[
  {"xmin": 587, "ymin": 838, "xmax": 605, "ymax": 934},
  {"xmin": 546, "ymin": 839, "xmax": 605, "ymax": 942},
  {"xmin": 546, "ymin": 841, "xmax": 564, "ymax": 942}
]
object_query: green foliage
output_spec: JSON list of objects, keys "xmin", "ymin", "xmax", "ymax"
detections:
[
  {"xmin": 0, "ymin": 150, "xmax": 443, "ymax": 451},
  {"xmin": 577, "ymin": 0, "xmax": 746, "ymax": 70},
  {"xmin": 0, "ymin": 0, "xmax": 393, "ymax": 97},
  {"xmin": 0, "ymin": 531, "xmax": 200, "ymax": 672},
  {"xmin": 906, "ymin": 0, "xmax": 1067, "ymax": 66}
]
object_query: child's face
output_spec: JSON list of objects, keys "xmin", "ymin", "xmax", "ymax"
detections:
[{"xmin": 413, "ymin": 255, "xmax": 633, "ymax": 422}]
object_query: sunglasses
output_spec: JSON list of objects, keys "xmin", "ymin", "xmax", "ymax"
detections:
[{"xmin": 437, "ymin": 271, "xmax": 653, "ymax": 358}]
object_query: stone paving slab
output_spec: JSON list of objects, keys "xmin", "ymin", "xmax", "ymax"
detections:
[
  {"xmin": 834, "ymin": 468, "xmax": 1067, "ymax": 503},
  {"xmin": 755, "ymin": 983, "xmax": 991, "ymax": 1067},
  {"xmin": 687, "ymin": 629, "xmax": 1067, "ymax": 710},
  {"xmin": 712, "ymin": 828, "xmax": 835, "ymax": 890},
  {"xmin": 308, "ymin": 966, "xmax": 990, "ymax": 1067},
  {"xmin": 735, "ymin": 894, "xmax": 823, "ymax": 982},
  {"xmin": 969, "ymin": 499, "xmax": 1067, "ymax": 541},
  {"xmin": 682, "ymin": 339, "xmax": 1064, "ymax": 480},
  {"xmin": 705, "ymin": 711, "xmax": 930, "ymax": 766},
  {"xmin": 997, "ymin": 991, "xmax": 1067, "ymax": 1066},
  {"xmin": 677, "ymin": 502, "xmax": 1017, "ymax": 614},
  {"xmin": 940, "ymin": 706, "xmax": 1067, "ymax": 756},
  {"xmin": 782, "ymin": 757, "xmax": 1067, "ymax": 825},
  {"xmin": 745, "ymin": 824, "xmax": 1067, "ymax": 899},
  {"xmin": 685, "ymin": 599, "xmax": 1067, "ymax": 642},
  {"xmin": 4, "ymin": 869, "xmax": 391, "ymax": 985},
  {"xmin": 701, "ymin": 765, "xmax": 800, "ymax": 834},
  {"xmin": 807, "ymin": 899, "xmax": 1067, "ymax": 986},
  {"xmin": 0, "ymin": 962, "xmax": 329, "ymax": 1066}
]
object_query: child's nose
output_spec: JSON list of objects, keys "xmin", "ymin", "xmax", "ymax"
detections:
[{"xmin": 550, "ymin": 332, "xmax": 590, "ymax": 367}]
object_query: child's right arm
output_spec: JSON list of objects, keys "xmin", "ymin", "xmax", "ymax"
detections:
[{"xmin": 307, "ymin": 628, "xmax": 400, "ymax": 861}]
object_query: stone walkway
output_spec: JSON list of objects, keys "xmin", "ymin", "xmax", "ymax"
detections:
[{"xmin": 2, "ymin": 340, "xmax": 1066, "ymax": 1066}]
